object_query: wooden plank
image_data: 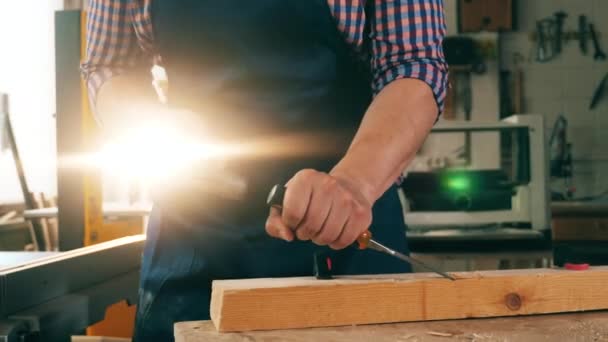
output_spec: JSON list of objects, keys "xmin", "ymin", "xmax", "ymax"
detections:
[
  {"xmin": 177, "ymin": 311, "xmax": 608, "ymax": 342},
  {"xmin": 210, "ymin": 267, "xmax": 608, "ymax": 332},
  {"xmin": 0, "ymin": 211, "xmax": 17, "ymax": 224}
]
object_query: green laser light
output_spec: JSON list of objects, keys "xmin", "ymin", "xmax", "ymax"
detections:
[{"xmin": 446, "ymin": 176, "xmax": 471, "ymax": 191}]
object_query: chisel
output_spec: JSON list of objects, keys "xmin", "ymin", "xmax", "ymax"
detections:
[{"xmin": 267, "ymin": 184, "xmax": 456, "ymax": 280}]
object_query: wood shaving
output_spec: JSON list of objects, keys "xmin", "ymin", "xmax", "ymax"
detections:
[
  {"xmin": 464, "ymin": 333, "xmax": 487, "ymax": 340},
  {"xmin": 427, "ymin": 331, "xmax": 454, "ymax": 337}
]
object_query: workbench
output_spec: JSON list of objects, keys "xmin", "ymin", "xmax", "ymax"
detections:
[{"xmin": 175, "ymin": 311, "xmax": 608, "ymax": 341}]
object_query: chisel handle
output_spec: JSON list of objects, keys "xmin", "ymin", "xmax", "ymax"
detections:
[{"xmin": 267, "ymin": 184, "xmax": 372, "ymax": 249}]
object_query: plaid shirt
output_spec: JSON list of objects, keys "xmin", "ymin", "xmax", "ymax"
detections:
[{"xmin": 82, "ymin": 0, "xmax": 448, "ymax": 113}]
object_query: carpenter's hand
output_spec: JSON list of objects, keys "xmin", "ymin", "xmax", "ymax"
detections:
[{"xmin": 265, "ymin": 169, "xmax": 373, "ymax": 250}]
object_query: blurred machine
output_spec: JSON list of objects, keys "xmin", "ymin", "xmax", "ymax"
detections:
[
  {"xmin": 402, "ymin": 115, "xmax": 550, "ymax": 241},
  {"xmin": 0, "ymin": 236, "xmax": 143, "ymax": 341}
]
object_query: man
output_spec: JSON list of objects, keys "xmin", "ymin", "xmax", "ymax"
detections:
[{"xmin": 82, "ymin": 0, "xmax": 447, "ymax": 340}]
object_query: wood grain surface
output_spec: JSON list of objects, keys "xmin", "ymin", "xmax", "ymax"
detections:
[
  {"xmin": 210, "ymin": 267, "xmax": 608, "ymax": 332},
  {"xmin": 176, "ymin": 311, "xmax": 608, "ymax": 342}
]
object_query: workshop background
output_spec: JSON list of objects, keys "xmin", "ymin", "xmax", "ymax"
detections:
[
  {"xmin": 441, "ymin": 0, "xmax": 608, "ymax": 199},
  {"xmin": 2, "ymin": 0, "xmax": 606, "ymax": 202},
  {"xmin": 500, "ymin": 0, "xmax": 608, "ymax": 198},
  {"xmin": 1, "ymin": 0, "xmax": 608, "ymax": 340}
]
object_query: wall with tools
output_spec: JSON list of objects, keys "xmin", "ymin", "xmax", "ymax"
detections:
[
  {"xmin": 500, "ymin": 0, "xmax": 607, "ymax": 200},
  {"xmin": 412, "ymin": 0, "xmax": 503, "ymax": 173}
]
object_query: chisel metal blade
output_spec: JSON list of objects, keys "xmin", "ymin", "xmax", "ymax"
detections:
[{"xmin": 366, "ymin": 240, "xmax": 456, "ymax": 280}]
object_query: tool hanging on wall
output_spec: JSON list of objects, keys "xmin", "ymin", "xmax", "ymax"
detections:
[
  {"xmin": 511, "ymin": 53, "xmax": 524, "ymax": 114},
  {"xmin": 536, "ymin": 18, "xmax": 558, "ymax": 62},
  {"xmin": 578, "ymin": 15, "xmax": 589, "ymax": 55},
  {"xmin": 548, "ymin": 115, "xmax": 574, "ymax": 200},
  {"xmin": 590, "ymin": 73, "xmax": 608, "ymax": 110},
  {"xmin": 442, "ymin": 36, "xmax": 487, "ymax": 164},
  {"xmin": 553, "ymin": 11, "xmax": 567, "ymax": 54},
  {"xmin": 531, "ymin": 13, "xmax": 606, "ymax": 61},
  {"xmin": 589, "ymin": 23, "xmax": 606, "ymax": 61},
  {"xmin": 500, "ymin": 53, "xmax": 524, "ymax": 117}
]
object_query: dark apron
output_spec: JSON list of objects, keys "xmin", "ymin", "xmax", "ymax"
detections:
[{"xmin": 134, "ymin": 1, "xmax": 410, "ymax": 340}]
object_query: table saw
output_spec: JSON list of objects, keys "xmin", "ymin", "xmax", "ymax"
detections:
[{"xmin": 0, "ymin": 235, "xmax": 144, "ymax": 341}]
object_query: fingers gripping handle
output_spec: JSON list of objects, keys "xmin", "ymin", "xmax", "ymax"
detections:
[
  {"xmin": 267, "ymin": 184, "xmax": 286, "ymax": 209},
  {"xmin": 267, "ymin": 184, "xmax": 371, "ymax": 249}
]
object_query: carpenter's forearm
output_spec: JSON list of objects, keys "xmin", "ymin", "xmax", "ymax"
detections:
[{"xmin": 332, "ymin": 78, "xmax": 438, "ymax": 203}]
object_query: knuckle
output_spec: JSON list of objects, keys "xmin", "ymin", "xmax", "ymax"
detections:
[
  {"xmin": 296, "ymin": 169, "xmax": 317, "ymax": 181},
  {"xmin": 354, "ymin": 203, "xmax": 366, "ymax": 214},
  {"xmin": 353, "ymin": 205, "xmax": 371, "ymax": 220},
  {"xmin": 340, "ymin": 192, "xmax": 354, "ymax": 205},
  {"xmin": 323, "ymin": 177, "xmax": 338, "ymax": 191}
]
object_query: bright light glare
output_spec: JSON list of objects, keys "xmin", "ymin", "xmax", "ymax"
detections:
[
  {"xmin": 99, "ymin": 123, "xmax": 229, "ymax": 183},
  {"xmin": 57, "ymin": 127, "xmax": 345, "ymax": 186}
]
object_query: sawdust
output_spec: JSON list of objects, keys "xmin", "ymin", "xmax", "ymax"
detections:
[
  {"xmin": 567, "ymin": 319, "xmax": 608, "ymax": 341},
  {"xmin": 462, "ymin": 333, "xmax": 494, "ymax": 341}
]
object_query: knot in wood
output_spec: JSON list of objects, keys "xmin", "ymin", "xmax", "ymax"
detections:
[{"xmin": 505, "ymin": 293, "xmax": 522, "ymax": 311}]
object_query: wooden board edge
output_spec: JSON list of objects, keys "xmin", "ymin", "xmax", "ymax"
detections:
[
  {"xmin": 210, "ymin": 281, "xmax": 224, "ymax": 331},
  {"xmin": 210, "ymin": 267, "xmax": 608, "ymax": 332}
]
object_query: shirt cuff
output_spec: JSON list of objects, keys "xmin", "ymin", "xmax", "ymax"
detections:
[
  {"xmin": 372, "ymin": 59, "xmax": 449, "ymax": 117},
  {"xmin": 80, "ymin": 65, "xmax": 126, "ymax": 109}
]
